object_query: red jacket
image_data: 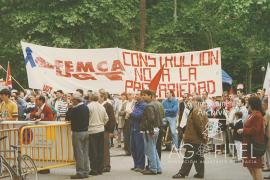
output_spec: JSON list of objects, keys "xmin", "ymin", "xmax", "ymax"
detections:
[
  {"xmin": 243, "ymin": 111, "xmax": 264, "ymax": 168},
  {"xmin": 243, "ymin": 111, "xmax": 264, "ymax": 144},
  {"xmin": 30, "ymin": 104, "xmax": 55, "ymax": 121}
]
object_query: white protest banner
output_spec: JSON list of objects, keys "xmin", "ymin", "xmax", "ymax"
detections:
[
  {"xmin": 21, "ymin": 41, "xmax": 123, "ymax": 93},
  {"xmin": 21, "ymin": 41, "xmax": 222, "ymax": 96},
  {"xmin": 263, "ymin": 63, "xmax": 270, "ymax": 111},
  {"xmin": 120, "ymin": 48, "xmax": 222, "ymax": 97}
]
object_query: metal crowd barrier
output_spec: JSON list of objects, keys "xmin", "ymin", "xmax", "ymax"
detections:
[
  {"xmin": 0, "ymin": 121, "xmax": 75, "ymax": 171},
  {"xmin": 0, "ymin": 128, "xmax": 20, "ymax": 168}
]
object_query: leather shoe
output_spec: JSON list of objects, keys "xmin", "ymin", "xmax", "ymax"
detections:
[
  {"xmin": 264, "ymin": 176, "xmax": 270, "ymax": 179},
  {"xmin": 89, "ymin": 170, "xmax": 99, "ymax": 176},
  {"xmin": 134, "ymin": 168, "xmax": 144, "ymax": 172},
  {"xmin": 70, "ymin": 174, "xmax": 87, "ymax": 179},
  {"xmin": 103, "ymin": 167, "xmax": 111, "ymax": 173},
  {"xmin": 172, "ymin": 173, "xmax": 185, "ymax": 178},
  {"xmin": 194, "ymin": 173, "xmax": 204, "ymax": 178},
  {"xmin": 142, "ymin": 170, "xmax": 157, "ymax": 175}
]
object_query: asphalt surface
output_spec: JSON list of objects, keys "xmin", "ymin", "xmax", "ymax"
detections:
[{"xmin": 38, "ymin": 147, "xmax": 266, "ymax": 180}]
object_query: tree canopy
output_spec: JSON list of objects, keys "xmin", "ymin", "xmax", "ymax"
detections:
[{"xmin": 0, "ymin": 0, "xmax": 269, "ymax": 92}]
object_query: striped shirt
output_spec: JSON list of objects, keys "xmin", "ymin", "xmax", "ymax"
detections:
[{"xmin": 54, "ymin": 99, "xmax": 68, "ymax": 120}]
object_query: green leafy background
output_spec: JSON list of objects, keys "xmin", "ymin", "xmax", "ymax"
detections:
[{"xmin": 0, "ymin": 0, "xmax": 269, "ymax": 93}]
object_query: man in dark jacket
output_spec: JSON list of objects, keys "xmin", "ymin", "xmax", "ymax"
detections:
[
  {"xmin": 140, "ymin": 90, "xmax": 162, "ymax": 175},
  {"xmin": 130, "ymin": 92, "xmax": 146, "ymax": 172},
  {"xmin": 66, "ymin": 92, "xmax": 90, "ymax": 179},
  {"xmin": 99, "ymin": 92, "xmax": 116, "ymax": 173}
]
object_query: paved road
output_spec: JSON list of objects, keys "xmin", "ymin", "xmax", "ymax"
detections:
[{"xmin": 39, "ymin": 147, "xmax": 267, "ymax": 180}]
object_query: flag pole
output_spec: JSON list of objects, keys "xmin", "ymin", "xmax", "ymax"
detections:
[{"xmin": 0, "ymin": 64, "xmax": 25, "ymax": 90}]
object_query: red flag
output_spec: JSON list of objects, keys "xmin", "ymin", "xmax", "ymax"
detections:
[
  {"xmin": 148, "ymin": 64, "xmax": 165, "ymax": 92},
  {"xmin": 6, "ymin": 62, "xmax": 12, "ymax": 88}
]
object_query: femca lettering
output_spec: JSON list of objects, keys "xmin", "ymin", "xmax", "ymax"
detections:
[{"xmin": 54, "ymin": 59, "xmax": 125, "ymax": 81}]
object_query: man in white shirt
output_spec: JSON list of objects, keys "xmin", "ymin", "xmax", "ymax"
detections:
[{"xmin": 88, "ymin": 92, "xmax": 109, "ymax": 176}]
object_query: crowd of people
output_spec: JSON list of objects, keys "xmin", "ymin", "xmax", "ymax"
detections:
[{"xmin": 0, "ymin": 87, "xmax": 269, "ymax": 180}]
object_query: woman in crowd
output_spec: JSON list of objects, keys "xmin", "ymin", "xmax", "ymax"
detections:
[{"xmin": 238, "ymin": 96, "xmax": 264, "ymax": 180}]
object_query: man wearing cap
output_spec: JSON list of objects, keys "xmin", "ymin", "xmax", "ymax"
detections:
[
  {"xmin": 0, "ymin": 88, "xmax": 18, "ymax": 121},
  {"xmin": 66, "ymin": 92, "xmax": 90, "ymax": 179}
]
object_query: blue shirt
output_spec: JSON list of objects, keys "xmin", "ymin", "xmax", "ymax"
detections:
[
  {"xmin": 162, "ymin": 98, "xmax": 179, "ymax": 117},
  {"xmin": 130, "ymin": 101, "xmax": 146, "ymax": 130}
]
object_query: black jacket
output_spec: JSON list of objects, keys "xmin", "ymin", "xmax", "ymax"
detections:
[
  {"xmin": 232, "ymin": 119, "xmax": 243, "ymax": 141},
  {"xmin": 140, "ymin": 101, "xmax": 162, "ymax": 133},
  {"xmin": 103, "ymin": 102, "xmax": 116, "ymax": 133}
]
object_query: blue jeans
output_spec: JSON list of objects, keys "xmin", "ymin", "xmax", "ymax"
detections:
[
  {"xmin": 143, "ymin": 131, "xmax": 161, "ymax": 173},
  {"xmin": 163, "ymin": 116, "xmax": 178, "ymax": 148}
]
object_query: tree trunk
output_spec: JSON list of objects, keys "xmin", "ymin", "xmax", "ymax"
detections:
[
  {"xmin": 140, "ymin": 0, "xmax": 146, "ymax": 51},
  {"xmin": 247, "ymin": 60, "xmax": 253, "ymax": 93},
  {"xmin": 174, "ymin": 0, "xmax": 178, "ymax": 23}
]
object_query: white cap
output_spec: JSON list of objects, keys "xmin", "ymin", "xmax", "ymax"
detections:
[{"xmin": 72, "ymin": 92, "xmax": 83, "ymax": 101}]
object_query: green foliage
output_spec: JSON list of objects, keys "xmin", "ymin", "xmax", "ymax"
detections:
[{"xmin": 0, "ymin": 0, "xmax": 269, "ymax": 92}]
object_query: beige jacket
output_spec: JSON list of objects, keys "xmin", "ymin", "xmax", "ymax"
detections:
[{"xmin": 88, "ymin": 101, "xmax": 109, "ymax": 134}]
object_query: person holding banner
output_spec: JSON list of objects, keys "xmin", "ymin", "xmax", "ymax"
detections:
[
  {"xmin": 66, "ymin": 92, "xmax": 90, "ymax": 179},
  {"xmin": 162, "ymin": 90, "xmax": 179, "ymax": 150},
  {"xmin": 0, "ymin": 88, "xmax": 18, "ymax": 121}
]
